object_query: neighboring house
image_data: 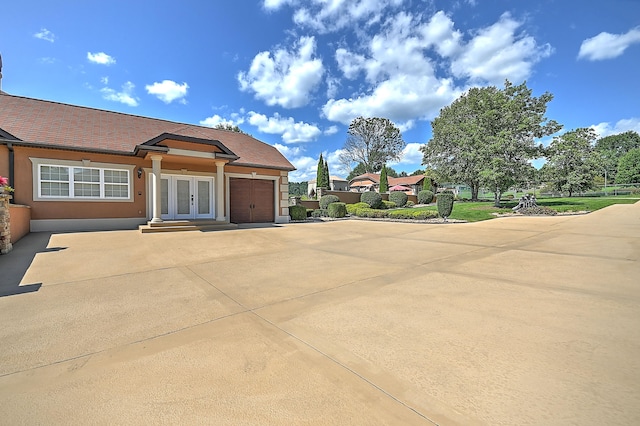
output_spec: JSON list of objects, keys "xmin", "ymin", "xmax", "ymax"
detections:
[
  {"xmin": 349, "ymin": 173, "xmax": 426, "ymax": 195},
  {"xmin": 307, "ymin": 175, "xmax": 348, "ymax": 196},
  {"xmin": 0, "ymin": 92, "xmax": 295, "ymax": 232}
]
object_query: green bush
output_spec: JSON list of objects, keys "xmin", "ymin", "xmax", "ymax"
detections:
[
  {"xmin": 289, "ymin": 204, "xmax": 307, "ymax": 221},
  {"xmin": 381, "ymin": 200, "xmax": 396, "ymax": 209},
  {"xmin": 346, "ymin": 202, "xmax": 369, "ymax": 215},
  {"xmin": 437, "ymin": 190, "xmax": 454, "ymax": 218},
  {"xmin": 328, "ymin": 202, "xmax": 347, "ymax": 218},
  {"xmin": 387, "ymin": 210, "xmax": 439, "ymax": 220},
  {"xmin": 306, "ymin": 209, "xmax": 314, "ymax": 217},
  {"xmin": 311, "ymin": 209, "xmax": 328, "ymax": 218},
  {"xmin": 319, "ymin": 194, "xmax": 340, "ymax": 209},
  {"xmin": 405, "ymin": 200, "xmax": 415, "ymax": 207},
  {"xmin": 418, "ymin": 190, "xmax": 434, "ymax": 204},
  {"xmin": 389, "ymin": 191, "xmax": 408, "ymax": 207},
  {"xmin": 360, "ymin": 191, "xmax": 383, "ymax": 209}
]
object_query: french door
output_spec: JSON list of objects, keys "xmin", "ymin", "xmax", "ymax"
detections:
[{"xmin": 160, "ymin": 175, "xmax": 214, "ymax": 220}]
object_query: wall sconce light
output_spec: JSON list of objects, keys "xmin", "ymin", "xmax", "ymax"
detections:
[{"xmin": 137, "ymin": 167, "xmax": 143, "ymax": 179}]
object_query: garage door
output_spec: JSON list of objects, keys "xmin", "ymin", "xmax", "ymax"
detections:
[{"xmin": 229, "ymin": 178, "xmax": 275, "ymax": 223}]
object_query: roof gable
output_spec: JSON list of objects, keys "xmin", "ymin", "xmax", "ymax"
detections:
[{"xmin": 0, "ymin": 93, "xmax": 294, "ymax": 171}]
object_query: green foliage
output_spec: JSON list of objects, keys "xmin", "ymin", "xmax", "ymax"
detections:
[
  {"xmin": 616, "ymin": 148, "xmax": 640, "ymax": 183},
  {"xmin": 311, "ymin": 209, "xmax": 328, "ymax": 218},
  {"xmin": 422, "ymin": 80, "xmax": 561, "ymax": 201},
  {"xmin": 340, "ymin": 116, "xmax": 406, "ymax": 173},
  {"xmin": 385, "ymin": 166, "xmax": 399, "ymax": 178},
  {"xmin": 418, "ymin": 190, "xmax": 434, "ymax": 204},
  {"xmin": 346, "ymin": 202, "xmax": 369, "ymax": 215},
  {"xmin": 545, "ymin": 128, "xmax": 598, "ymax": 196},
  {"xmin": 595, "ymin": 131, "xmax": 640, "ymax": 181},
  {"xmin": 423, "ymin": 176, "xmax": 432, "ymax": 191},
  {"xmin": 381, "ymin": 200, "xmax": 396, "ymax": 209},
  {"xmin": 328, "ymin": 202, "xmax": 347, "ymax": 218},
  {"xmin": 316, "ymin": 153, "xmax": 326, "ymax": 189},
  {"xmin": 389, "ymin": 191, "xmax": 408, "ymax": 207},
  {"xmin": 387, "ymin": 210, "xmax": 439, "ymax": 220},
  {"xmin": 289, "ymin": 205, "xmax": 307, "ymax": 221},
  {"xmin": 437, "ymin": 190, "xmax": 454, "ymax": 218},
  {"xmin": 212, "ymin": 123, "xmax": 250, "ymax": 135},
  {"xmin": 323, "ymin": 159, "xmax": 330, "ymax": 188},
  {"xmin": 346, "ymin": 163, "xmax": 367, "ymax": 181},
  {"xmin": 288, "ymin": 181, "xmax": 308, "ymax": 197},
  {"xmin": 360, "ymin": 191, "xmax": 383, "ymax": 209},
  {"xmin": 319, "ymin": 194, "xmax": 340, "ymax": 209},
  {"xmin": 379, "ymin": 165, "xmax": 389, "ymax": 192},
  {"xmin": 405, "ymin": 200, "xmax": 415, "ymax": 207}
]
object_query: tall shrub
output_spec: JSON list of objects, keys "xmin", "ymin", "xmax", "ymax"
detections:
[
  {"xmin": 323, "ymin": 159, "xmax": 330, "ymax": 188},
  {"xmin": 360, "ymin": 191, "xmax": 383, "ymax": 209},
  {"xmin": 389, "ymin": 191, "xmax": 408, "ymax": 207},
  {"xmin": 319, "ymin": 194, "xmax": 340, "ymax": 209},
  {"xmin": 379, "ymin": 165, "xmax": 389, "ymax": 193},
  {"xmin": 316, "ymin": 153, "xmax": 326, "ymax": 189},
  {"xmin": 423, "ymin": 176, "xmax": 432, "ymax": 191},
  {"xmin": 418, "ymin": 190, "xmax": 434, "ymax": 204},
  {"xmin": 289, "ymin": 204, "xmax": 307, "ymax": 221},
  {"xmin": 437, "ymin": 190, "xmax": 454, "ymax": 220}
]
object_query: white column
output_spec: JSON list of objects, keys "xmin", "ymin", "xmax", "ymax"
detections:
[
  {"xmin": 215, "ymin": 160, "xmax": 226, "ymax": 221},
  {"xmin": 151, "ymin": 155, "xmax": 163, "ymax": 223}
]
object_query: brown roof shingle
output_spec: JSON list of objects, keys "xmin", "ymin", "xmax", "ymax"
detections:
[{"xmin": 0, "ymin": 93, "xmax": 295, "ymax": 171}]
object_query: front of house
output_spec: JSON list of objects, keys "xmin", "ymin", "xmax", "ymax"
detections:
[{"xmin": 0, "ymin": 93, "xmax": 295, "ymax": 232}]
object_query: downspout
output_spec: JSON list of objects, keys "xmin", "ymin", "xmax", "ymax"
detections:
[{"xmin": 7, "ymin": 142, "xmax": 14, "ymax": 204}]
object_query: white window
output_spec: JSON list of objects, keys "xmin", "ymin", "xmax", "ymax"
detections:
[{"xmin": 38, "ymin": 164, "xmax": 131, "ymax": 199}]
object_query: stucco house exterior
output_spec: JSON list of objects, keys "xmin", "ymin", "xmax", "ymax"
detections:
[
  {"xmin": 349, "ymin": 173, "xmax": 426, "ymax": 195},
  {"xmin": 307, "ymin": 175, "xmax": 348, "ymax": 196},
  {"xmin": 0, "ymin": 92, "xmax": 295, "ymax": 232}
]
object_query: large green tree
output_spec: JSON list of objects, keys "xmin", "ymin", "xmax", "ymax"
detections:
[
  {"xmin": 316, "ymin": 153, "xmax": 327, "ymax": 190},
  {"xmin": 340, "ymin": 117, "xmax": 405, "ymax": 173},
  {"xmin": 346, "ymin": 162, "xmax": 367, "ymax": 181},
  {"xmin": 545, "ymin": 128, "xmax": 598, "ymax": 196},
  {"xmin": 616, "ymin": 148, "xmax": 640, "ymax": 184},
  {"xmin": 421, "ymin": 80, "xmax": 561, "ymax": 206},
  {"xmin": 594, "ymin": 131, "xmax": 640, "ymax": 183}
]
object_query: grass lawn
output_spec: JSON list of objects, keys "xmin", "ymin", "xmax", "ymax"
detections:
[{"xmin": 392, "ymin": 196, "xmax": 639, "ymax": 222}]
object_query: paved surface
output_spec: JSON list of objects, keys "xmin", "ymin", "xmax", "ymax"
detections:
[{"xmin": 1, "ymin": 203, "xmax": 639, "ymax": 425}]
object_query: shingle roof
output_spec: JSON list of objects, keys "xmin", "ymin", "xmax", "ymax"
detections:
[
  {"xmin": 349, "ymin": 173, "xmax": 425, "ymax": 186},
  {"xmin": 0, "ymin": 93, "xmax": 295, "ymax": 171}
]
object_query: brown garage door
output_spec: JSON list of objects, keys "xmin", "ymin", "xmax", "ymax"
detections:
[{"xmin": 229, "ymin": 178, "xmax": 275, "ymax": 223}]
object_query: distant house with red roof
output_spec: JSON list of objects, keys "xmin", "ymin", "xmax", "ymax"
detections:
[
  {"xmin": 0, "ymin": 92, "xmax": 295, "ymax": 232},
  {"xmin": 349, "ymin": 173, "xmax": 426, "ymax": 195}
]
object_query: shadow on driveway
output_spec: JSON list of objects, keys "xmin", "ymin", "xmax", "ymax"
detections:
[{"xmin": 0, "ymin": 232, "xmax": 66, "ymax": 297}]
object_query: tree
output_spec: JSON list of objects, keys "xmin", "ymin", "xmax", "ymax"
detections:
[
  {"xmin": 213, "ymin": 123, "xmax": 250, "ymax": 135},
  {"xmin": 323, "ymin": 158, "xmax": 330, "ymax": 189},
  {"xmin": 421, "ymin": 80, "xmax": 561, "ymax": 206},
  {"xmin": 340, "ymin": 117, "xmax": 405, "ymax": 173},
  {"xmin": 545, "ymin": 128, "xmax": 598, "ymax": 196},
  {"xmin": 410, "ymin": 169, "xmax": 425, "ymax": 176},
  {"xmin": 346, "ymin": 163, "xmax": 367, "ymax": 181},
  {"xmin": 616, "ymin": 148, "xmax": 640, "ymax": 183},
  {"xmin": 379, "ymin": 165, "xmax": 389, "ymax": 193},
  {"xmin": 594, "ymin": 131, "xmax": 640, "ymax": 182},
  {"xmin": 316, "ymin": 154, "xmax": 327, "ymax": 190},
  {"xmin": 288, "ymin": 181, "xmax": 308, "ymax": 196}
]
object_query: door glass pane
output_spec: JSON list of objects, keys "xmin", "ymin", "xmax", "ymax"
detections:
[
  {"xmin": 197, "ymin": 180, "xmax": 210, "ymax": 215},
  {"xmin": 161, "ymin": 179, "xmax": 169, "ymax": 215},
  {"xmin": 177, "ymin": 180, "xmax": 191, "ymax": 215}
]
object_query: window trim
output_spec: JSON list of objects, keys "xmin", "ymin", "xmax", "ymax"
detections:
[{"xmin": 30, "ymin": 158, "xmax": 135, "ymax": 202}]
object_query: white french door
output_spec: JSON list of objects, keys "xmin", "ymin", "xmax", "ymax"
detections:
[{"xmin": 160, "ymin": 175, "xmax": 214, "ymax": 220}]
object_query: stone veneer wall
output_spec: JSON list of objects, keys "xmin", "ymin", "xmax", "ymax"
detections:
[{"xmin": 0, "ymin": 194, "xmax": 12, "ymax": 254}]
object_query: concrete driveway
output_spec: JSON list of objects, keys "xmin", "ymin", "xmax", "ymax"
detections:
[{"xmin": 1, "ymin": 203, "xmax": 639, "ymax": 425}]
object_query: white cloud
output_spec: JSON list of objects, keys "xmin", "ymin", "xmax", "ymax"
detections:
[
  {"xmin": 591, "ymin": 117, "xmax": 640, "ymax": 138},
  {"xmin": 87, "ymin": 52, "xmax": 116, "ymax": 65},
  {"xmin": 388, "ymin": 143, "xmax": 423, "ymax": 166},
  {"xmin": 199, "ymin": 114, "xmax": 245, "ymax": 127},
  {"xmin": 248, "ymin": 111, "xmax": 322, "ymax": 143},
  {"xmin": 101, "ymin": 81, "xmax": 139, "ymax": 107},
  {"xmin": 238, "ymin": 36, "xmax": 324, "ymax": 108},
  {"xmin": 273, "ymin": 143, "xmax": 317, "ymax": 181},
  {"xmin": 33, "ymin": 28, "xmax": 55, "ymax": 42},
  {"xmin": 450, "ymin": 13, "xmax": 553, "ymax": 84},
  {"xmin": 324, "ymin": 125, "xmax": 339, "ymax": 135},
  {"xmin": 145, "ymin": 80, "xmax": 189, "ymax": 104},
  {"xmin": 578, "ymin": 27, "xmax": 640, "ymax": 61}
]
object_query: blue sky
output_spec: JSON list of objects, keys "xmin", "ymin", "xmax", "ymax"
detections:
[{"xmin": 1, "ymin": 0, "xmax": 639, "ymax": 181}]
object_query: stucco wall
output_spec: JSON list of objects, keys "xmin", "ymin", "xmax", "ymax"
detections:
[{"xmin": 9, "ymin": 204, "xmax": 31, "ymax": 243}]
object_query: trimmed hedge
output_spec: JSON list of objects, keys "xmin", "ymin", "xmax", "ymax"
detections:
[
  {"xmin": 387, "ymin": 210, "xmax": 438, "ymax": 220},
  {"xmin": 381, "ymin": 200, "xmax": 396, "ymax": 209},
  {"xmin": 437, "ymin": 190, "xmax": 454, "ymax": 218},
  {"xmin": 289, "ymin": 204, "xmax": 307, "ymax": 220},
  {"xmin": 347, "ymin": 202, "xmax": 369, "ymax": 215},
  {"xmin": 418, "ymin": 190, "xmax": 434, "ymax": 204},
  {"xmin": 360, "ymin": 191, "xmax": 383, "ymax": 209},
  {"xmin": 319, "ymin": 194, "xmax": 340, "ymax": 210},
  {"xmin": 311, "ymin": 209, "xmax": 328, "ymax": 218},
  {"xmin": 328, "ymin": 202, "xmax": 347, "ymax": 218},
  {"xmin": 389, "ymin": 191, "xmax": 408, "ymax": 207},
  {"xmin": 405, "ymin": 200, "xmax": 415, "ymax": 207}
]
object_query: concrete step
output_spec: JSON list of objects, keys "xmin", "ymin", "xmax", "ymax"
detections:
[{"xmin": 139, "ymin": 221, "xmax": 238, "ymax": 233}]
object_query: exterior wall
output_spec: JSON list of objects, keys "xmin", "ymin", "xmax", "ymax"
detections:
[
  {"xmin": 161, "ymin": 139, "xmax": 225, "ymax": 153},
  {"xmin": 0, "ymin": 145, "xmax": 8, "ymax": 179},
  {"xmin": 9, "ymin": 204, "xmax": 31, "ymax": 243}
]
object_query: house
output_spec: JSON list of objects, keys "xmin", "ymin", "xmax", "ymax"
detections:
[
  {"xmin": 349, "ymin": 173, "xmax": 427, "ymax": 195},
  {"xmin": 307, "ymin": 175, "xmax": 348, "ymax": 196},
  {"xmin": 0, "ymin": 92, "xmax": 295, "ymax": 232}
]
